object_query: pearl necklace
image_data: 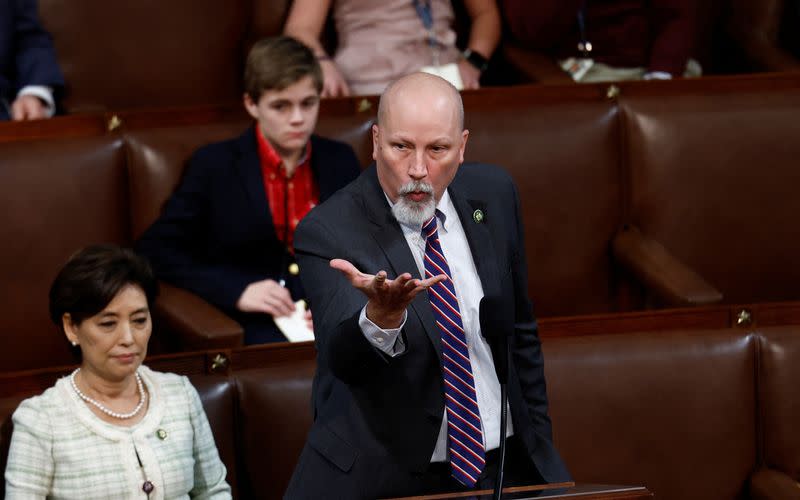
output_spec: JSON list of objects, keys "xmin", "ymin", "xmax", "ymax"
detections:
[{"xmin": 70, "ymin": 368, "xmax": 147, "ymax": 420}]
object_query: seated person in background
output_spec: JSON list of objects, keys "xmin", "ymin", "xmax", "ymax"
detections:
[
  {"xmin": 136, "ymin": 36, "xmax": 361, "ymax": 345},
  {"xmin": 283, "ymin": 0, "xmax": 501, "ymax": 96},
  {"xmin": 4, "ymin": 245, "xmax": 231, "ymax": 499},
  {"xmin": 728, "ymin": 0, "xmax": 800, "ymax": 72},
  {"xmin": 0, "ymin": 0, "xmax": 64, "ymax": 120},
  {"xmin": 502, "ymin": 0, "xmax": 702, "ymax": 83}
]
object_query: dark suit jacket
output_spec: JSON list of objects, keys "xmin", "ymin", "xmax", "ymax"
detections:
[
  {"xmin": 0, "ymin": 0, "xmax": 64, "ymax": 119},
  {"xmin": 502, "ymin": 0, "xmax": 699, "ymax": 75},
  {"xmin": 287, "ymin": 164, "xmax": 570, "ymax": 499},
  {"xmin": 136, "ymin": 127, "xmax": 361, "ymax": 344}
]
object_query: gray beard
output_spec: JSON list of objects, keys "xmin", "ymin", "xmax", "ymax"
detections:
[
  {"xmin": 391, "ymin": 181, "xmax": 436, "ymax": 227},
  {"xmin": 392, "ymin": 196, "xmax": 436, "ymax": 227}
]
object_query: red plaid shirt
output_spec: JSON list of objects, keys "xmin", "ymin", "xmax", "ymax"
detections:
[{"xmin": 255, "ymin": 126, "xmax": 318, "ymax": 251}]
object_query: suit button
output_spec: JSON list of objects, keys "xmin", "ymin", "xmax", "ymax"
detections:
[{"xmin": 288, "ymin": 263, "xmax": 300, "ymax": 275}]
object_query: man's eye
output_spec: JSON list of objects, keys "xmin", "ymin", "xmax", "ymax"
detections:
[
  {"xmin": 393, "ymin": 143, "xmax": 408, "ymax": 150},
  {"xmin": 272, "ymin": 103, "xmax": 288, "ymax": 111}
]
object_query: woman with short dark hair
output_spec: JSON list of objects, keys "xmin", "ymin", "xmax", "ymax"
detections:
[{"xmin": 5, "ymin": 244, "xmax": 231, "ymax": 499}]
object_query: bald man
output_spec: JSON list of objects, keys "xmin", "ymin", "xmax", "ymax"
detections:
[{"xmin": 286, "ymin": 73, "xmax": 569, "ymax": 499}]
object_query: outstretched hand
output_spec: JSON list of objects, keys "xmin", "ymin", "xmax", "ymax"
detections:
[{"xmin": 330, "ymin": 259, "xmax": 445, "ymax": 329}]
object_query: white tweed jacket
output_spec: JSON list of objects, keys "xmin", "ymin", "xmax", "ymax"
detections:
[{"xmin": 4, "ymin": 366, "xmax": 231, "ymax": 500}]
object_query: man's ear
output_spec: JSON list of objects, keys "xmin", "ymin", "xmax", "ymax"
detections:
[
  {"xmin": 372, "ymin": 124, "xmax": 380, "ymax": 161},
  {"xmin": 63, "ymin": 313, "xmax": 79, "ymax": 346},
  {"xmin": 243, "ymin": 93, "xmax": 259, "ymax": 120},
  {"xmin": 458, "ymin": 129, "xmax": 469, "ymax": 164}
]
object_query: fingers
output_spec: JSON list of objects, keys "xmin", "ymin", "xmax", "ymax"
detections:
[
  {"xmin": 270, "ymin": 284, "xmax": 296, "ymax": 316},
  {"xmin": 304, "ymin": 309, "xmax": 314, "ymax": 332},
  {"xmin": 10, "ymin": 99, "xmax": 26, "ymax": 121},
  {"xmin": 419, "ymin": 273, "xmax": 447, "ymax": 288},
  {"xmin": 330, "ymin": 258, "xmax": 364, "ymax": 282},
  {"xmin": 372, "ymin": 270, "xmax": 389, "ymax": 290},
  {"xmin": 11, "ymin": 95, "xmax": 46, "ymax": 121}
]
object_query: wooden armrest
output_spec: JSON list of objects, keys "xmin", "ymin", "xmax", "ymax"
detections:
[
  {"xmin": 750, "ymin": 467, "xmax": 800, "ymax": 500},
  {"xmin": 153, "ymin": 281, "xmax": 244, "ymax": 350},
  {"xmin": 612, "ymin": 225, "xmax": 723, "ymax": 306},
  {"xmin": 501, "ymin": 43, "xmax": 574, "ymax": 84}
]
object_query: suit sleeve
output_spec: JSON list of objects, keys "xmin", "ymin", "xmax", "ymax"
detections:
[
  {"xmin": 135, "ymin": 151, "xmax": 270, "ymax": 311},
  {"xmin": 295, "ymin": 216, "xmax": 398, "ymax": 385},
  {"xmin": 13, "ymin": 0, "xmax": 64, "ymax": 91},
  {"xmin": 507, "ymin": 179, "xmax": 555, "ymax": 440}
]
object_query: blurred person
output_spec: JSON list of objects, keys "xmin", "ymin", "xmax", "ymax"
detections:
[
  {"xmin": 728, "ymin": 0, "xmax": 800, "ymax": 72},
  {"xmin": 4, "ymin": 244, "xmax": 231, "ymax": 499},
  {"xmin": 136, "ymin": 36, "xmax": 361, "ymax": 345},
  {"xmin": 502, "ymin": 0, "xmax": 702, "ymax": 83},
  {"xmin": 284, "ymin": 0, "xmax": 501, "ymax": 96},
  {"xmin": 0, "ymin": 0, "xmax": 64, "ymax": 120}
]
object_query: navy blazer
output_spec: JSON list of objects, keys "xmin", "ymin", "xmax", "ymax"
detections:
[
  {"xmin": 136, "ymin": 127, "xmax": 361, "ymax": 344},
  {"xmin": 0, "ymin": 0, "xmax": 64, "ymax": 119},
  {"xmin": 287, "ymin": 164, "xmax": 570, "ymax": 499}
]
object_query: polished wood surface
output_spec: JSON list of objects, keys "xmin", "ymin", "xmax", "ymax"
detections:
[{"xmin": 383, "ymin": 483, "xmax": 655, "ymax": 500}]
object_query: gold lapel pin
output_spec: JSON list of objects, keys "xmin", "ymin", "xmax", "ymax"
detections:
[{"xmin": 473, "ymin": 209, "xmax": 484, "ymax": 223}]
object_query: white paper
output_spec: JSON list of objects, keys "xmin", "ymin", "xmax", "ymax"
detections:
[
  {"xmin": 274, "ymin": 300, "xmax": 314, "ymax": 342},
  {"xmin": 420, "ymin": 63, "xmax": 464, "ymax": 90}
]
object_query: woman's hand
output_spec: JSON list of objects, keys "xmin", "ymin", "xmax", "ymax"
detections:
[
  {"xmin": 320, "ymin": 59, "xmax": 351, "ymax": 97},
  {"xmin": 457, "ymin": 59, "xmax": 482, "ymax": 90}
]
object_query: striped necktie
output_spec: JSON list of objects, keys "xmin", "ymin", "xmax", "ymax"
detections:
[{"xmin": 422, "ymin": 213, "xmax": 486, "ymax": 487}]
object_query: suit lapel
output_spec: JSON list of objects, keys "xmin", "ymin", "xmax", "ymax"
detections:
[
  {"xmin": 233, "ymin": 127, "xmax": 272, "ymax": 223},
  {"xmin": 360, "ymin": 167, "xmax": 442, "ymax": 358},
  {"xmin": 448, "ymin": 187, "xmax": 503, "ymax": 301}
]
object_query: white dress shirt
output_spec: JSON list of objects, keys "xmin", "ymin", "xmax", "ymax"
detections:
[{"xmin": 359, "ymin": 190, "xmax": 513, "ymax": 462}]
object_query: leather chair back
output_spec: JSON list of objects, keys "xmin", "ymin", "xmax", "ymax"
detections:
[
  {"xmin": 234, "ymin": 360, "xmax": 317, "ymax": 499},
  {"xmin": 0, "ymin": 136, "xmax": 128, "ymax": 370},
  {"xmin": 39, "ymin": 0, "xmax": 249, "ymax": 113},
  {"xmin": 464, "ymin": 91, "xmax": 622, "ymax": 316},
  {"xmin": 758, "ymin": 326, "xmax": 800, "ymax": 481},
  {"xmin": 623, "ymin": 90, "xmax": 800, "ymax": 305},
  {"xmin": 544, "ymin": 329, "xmax": 757, "ymax": 500}
]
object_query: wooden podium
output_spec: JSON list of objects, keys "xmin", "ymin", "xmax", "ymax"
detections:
[{"xmin": 384, "ymin": 483, "xmax": 653, "ymax": 499}]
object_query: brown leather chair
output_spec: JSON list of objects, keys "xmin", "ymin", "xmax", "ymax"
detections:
[
  {"xmin": 233, "ymin": 360, "xmax": 316, "ymax": 499},
  {"xmin": 463, "ymin": 88, "xmax": 624, "ymax": 316},
  {"xmin": 38, "ymin": 0, "xmax": 251, "ymax": 113},
  {"xmin": 751, "ymin": 326, "xmax": 800, "ymax": 499},
  {"xmin": 0, "ymin": 136, "xmax": 128, "ymax": 371},
  {"xmin": 544, "ymin": 329, "xmax": 758, "ymax": 500},
  {"xmin": 618, "ymin": 88, "xmax": 800, "ymax": 307},
  {"xmin": 189, "ymin": 375, "xmax": 240, "ymax": 499}
]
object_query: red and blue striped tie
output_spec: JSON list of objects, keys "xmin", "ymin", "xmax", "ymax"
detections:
[{"xmin": 422, "ymin": 213, "xmax": 486, "ymax": 487}]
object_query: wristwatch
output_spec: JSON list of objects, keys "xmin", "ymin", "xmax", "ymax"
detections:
[{"xmin": 462, "ymin": 48, "xmax": 489, "ymax": 73}]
